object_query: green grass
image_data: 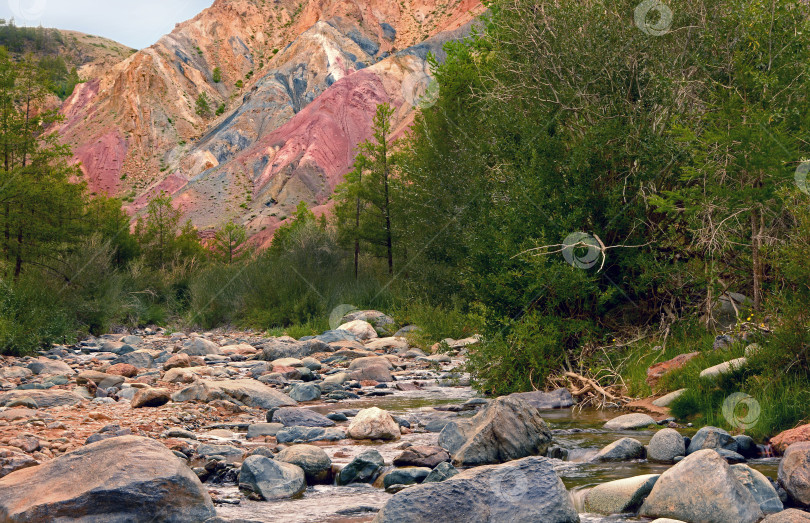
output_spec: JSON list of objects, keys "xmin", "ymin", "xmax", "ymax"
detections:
[{"xmin": 607, "ymin": 322, "xmax": 718, "ymax": 397}]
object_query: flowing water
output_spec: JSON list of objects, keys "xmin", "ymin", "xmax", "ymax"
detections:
[{"xmin": 214, "ymin": 382, "xmax": 782, "ymax": 523}]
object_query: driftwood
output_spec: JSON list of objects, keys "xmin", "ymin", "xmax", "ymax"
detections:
[{"xmin": 549, "ymin": 371, "xmax": 632, "ymax": 410}]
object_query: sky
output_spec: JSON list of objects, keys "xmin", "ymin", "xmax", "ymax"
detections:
[{"xmin": 0, "ymin": 0, "xmax": 214, "ymax": 49}]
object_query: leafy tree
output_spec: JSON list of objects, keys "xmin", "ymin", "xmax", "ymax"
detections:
[
  {"xmin": 0, "ymin": 49, "xmax": 85, "ymax": 281},
  {"xmin": 195, "ymin": 92, "xmax": 211, "ymax": 117},
  {"xmin": 84, "ymin": 196, "xmax": 139, "ymax": 266},
  {"xmin": 135, "ymin": 194, "xmax": 202, "ymax": 269},
  {"xmin": 212, "ymin": 67, "xmax": 221, "ymax": 83},
  {"xmin": 214, "ymin": 221, "xmax": 247, "ymax": 264},
  {"xmin": 270, "ymin": 201, "xmax": 317, "ymax": 255},
  {"xmin": 334, "ymin": 103, "xmax": 397, "ymax": 276}
]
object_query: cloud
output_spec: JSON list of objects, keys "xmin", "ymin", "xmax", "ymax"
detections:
[{"xmin": 0, "ymin": 0, "xmax": 214, "ymax": 49}]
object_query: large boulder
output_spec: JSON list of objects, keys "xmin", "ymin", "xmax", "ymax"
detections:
[
  {"xmin": 347, "ymin": 407, "xmax": 401, "ymax": 441},
  {"xmin": 288, "ymin": 383, "xmax": 321, "ymax": 402},
  {"xmin": 639, "ymin": 449, "xmax": 764, "ymax": 523},
  {"xmin": 772, "ymin": 425, "xmax": 810, "ymax": 455},
  {"xmin": 27, "ymin": 357, "xmax": 75, "ymax": 376},
  {"xmin": 382, "ymin": 468, "xmax": 432, "ymax": 489},
  {"xmin": 172, "ymin": 380, "xmax": 296, "ymax": 409},
  {"xmin": 111, "ymin": 350, "xmax": 154, "ymax": 369},
  {"xmin": 271, "ymin": 407, "xmax": 335, "ymax": 428},
  {"xmin": 508, "ymin": 388, "xmax": 575, "ymax": 409},
  {"xmin": 337, "ymin": 320, "xmax": 378, "ymax": 340},
  {"xmin": 0, "ymin": 389, "xmax": 85, "ymax": 409},
  {"xmin": 424, "ymin": 461, "xmax": 459, "ymax": 483},
  {"xmin": 180, "ymin": 338, "xmax": 222, "ymax": 356},
  {"xmin": 593, "ymin": 438, "xmax": 645, "ymax": 462},
  {"xmin": 239, "ymin": 455, "xmax": 306, "ymax": 501},
  {"xmin": 337, "ymin": 449, "xmax": 384, "ymax": 485},
  {"xmin": 584, "ymin": 474, "xmax": 659, "ymax": 515},
  {"xmin": 687, "ymin": 426, "xmax": 738, "ymax": 454},
  {"xmin": 648, "ymin": 428, "xmax": 686, "ymax": 463},
  {"xmin": 438, "ymin": 396, "xmax": 551, "ymax": 466},
  {"xmin": 761, "ymin": 509, "xmax": 810, "ymax": 522},
  {"xmin": 259, "ymin": 339, "xmax": 331, "ymax": 361},
  {"xmin": 275, "ymin": 426, "xmax": 345, "ymax": 444},
  {"xmin": 779, "ymin": 442, "xmax": 810, "ymax": 507},
  {"xmin": 0, "ymin": 436, "xmax": 215, "ymax": 521},
  {"xmin": 341, "ymin": 310, "xmax": 396, "ymax": 336},
  {"xmin": 372, "ymin": 457, "xmax": 578, "ymax": 523},
  {"xmin": 393, "ymin": 446, "xmax": 451, "ymax": 468},
  {"xmin": 603, "ymin": 413, "xmax": 656, "ymax": 431},
  {"xmin": 276, "ymin": 445, "xmax": 332, "ymax": 483},
  {"xmin": 646, "ymin": 352, "xmax": 699, "ymax": 388},
  {"xmin": 348, "ymin": 356, "xmax": 393, "ymax": 383},
  {"xmin": 731, "ymin": 464, "xmax": 783, "ymax": 515},
  {"xmin": 131, "ymin": 388, "xmax": 171, "ymax": 408}
]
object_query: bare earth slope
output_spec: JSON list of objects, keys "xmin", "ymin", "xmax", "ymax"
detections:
[{"xmin": 56, "ymin": 0, "xmax": 485, "ymax": 233}]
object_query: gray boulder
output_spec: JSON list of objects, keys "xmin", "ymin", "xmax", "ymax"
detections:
[
  {"xmin": 438, "ymin": 396, "xmax": 552, "ymax": 466},
  {"xmin": 239, "ymin": 456, "xmax": 306, "ymax": 501},
  {"xmin": 779, "ymin": 442, "xmax": 810, "ymax": 507},
  {"xmin": 593, "ymin": 437, "xmax": 645, "ymax": 462},
  {"xmin": 180, "ymin": 338, "xmax": 222, "ymax": 356},
  {"xmin": 648, "ymin": 428, "xmax": 686, "ymax": 463},
  {"xmin": 276, "ymin": 445, "xmax": 332, "ymax": 483},
  {"xmin": 275, "ymin": 426, "xmax": 345, "ymax": 444},
  {"xmin": 639, "ymin": 449, "xmax": 763, "ymax": 523},
  {"xmin": 172, "ymin": 380, "xmax": 296, "ymax": 410},
  {"xmin": 687, "ymin": 426, "xmax": 738, "ymax": 454},
  {"xmin": 383, "ymin": 467, "xmax": 432, "ymax": 488},
  {"xmin": 272, "ymin": 407, "xmax": 335, "ymax": 428},
  {"xmin": 372, "ymin": 457, "xmax": 578, "ymax": 523},
  {"xmin": 731, "ymin": 464, "xmax": 783, "ymax": 515},
  {"xmin": 0, "ymin": 436, "xmax": 215, "ymax": 521},
  {"xmin": 337, "ymin": 450, "xmax": 384, "ymax": 485},
  {"xmin": 584, "ymin": 474, "xmax": 659, "ymax": 515},
  {"xmin": 288, "ymin": 383, "xmax": 321, "ymax": 402},
  {"xmin": 27, "ymin": 357, "xmax": 75, "ymax": 376},
  {"xmin": 423, "ymin": 461, "xmax": 459, "ymax": 483},
  {"xmin": 508, "ymin": 388, "xmax": 575, "ymax": 409},
  {"xmin": 246, "ymin": 423, "xmax": 283, "ymax": 439},
  {"xmin": 0, "ymin": 389, "xmax": 85, "ymax": 409},
  {"xmin": 111, "ymin": 350, "xmax": 154, "ymax": 369},
  {"xmin": 603, "ymin": 413, "xmax": 656, "ymax": 431}
]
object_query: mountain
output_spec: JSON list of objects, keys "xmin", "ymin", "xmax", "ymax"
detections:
[
  {"xmin": 0, "ymin": 22, "xmax": 135, "ymax": 107},
  {"xmin": 56, "ymin": 0, "xmax": 485, "ymax": 237}
]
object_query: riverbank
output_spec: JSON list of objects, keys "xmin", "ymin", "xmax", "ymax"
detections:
[{"xmin": 0, "ymin": 313, "xmax": 806, "ymax": 522}]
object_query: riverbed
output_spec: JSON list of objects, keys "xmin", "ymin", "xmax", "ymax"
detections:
[{"xmin": 214, "ymin": 379, "xmax": 782, "ymax": 522}]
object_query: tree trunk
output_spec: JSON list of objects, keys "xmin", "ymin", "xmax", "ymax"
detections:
[
  {"xmin": 13, "ymin": 227, "xmax": 22, "ymax": 280},
  {"xmin": 751, "ymin": 206, "xmax": 763, "ymax": 310},
  {"xmin": 354, "ymin": 171, "xmax": 362, "ymax": 280}
]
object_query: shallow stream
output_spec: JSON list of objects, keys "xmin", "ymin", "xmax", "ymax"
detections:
[{"xmin": 214, "ymin": 383, "xmax": 781, "ymax": 523}]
